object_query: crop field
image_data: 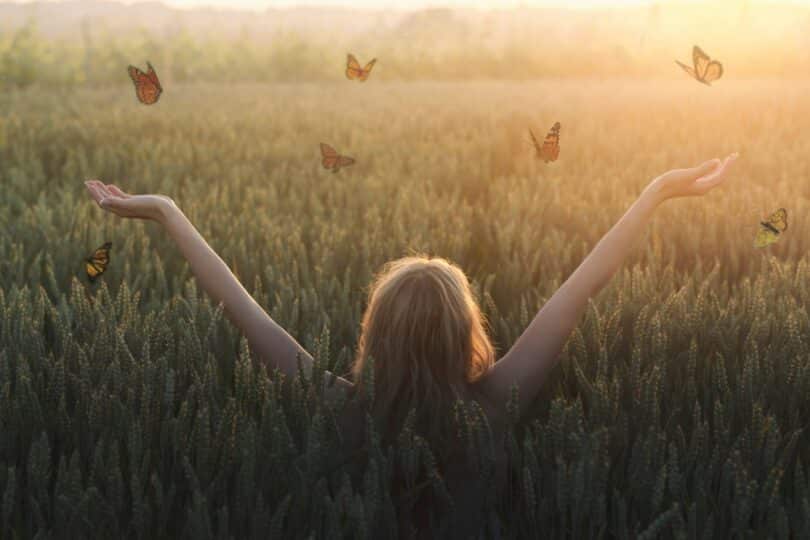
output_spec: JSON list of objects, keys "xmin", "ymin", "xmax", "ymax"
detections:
[{"xmin": 2, "ymin": 80, "xmax": 810, "ymax": 538}]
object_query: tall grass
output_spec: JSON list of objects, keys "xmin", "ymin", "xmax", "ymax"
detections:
[{"xmin": 1, "ymin": 80, "xmax": 809, "ymax": 537}]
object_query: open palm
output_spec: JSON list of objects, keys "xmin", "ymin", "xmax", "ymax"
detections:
[
  {"xmin": 85, "ymin": 180, "xmax": 175, "ymax": 222},
  {"xmin": 649, "ymin": 152, "xmax": 738, "ymax": 201}
]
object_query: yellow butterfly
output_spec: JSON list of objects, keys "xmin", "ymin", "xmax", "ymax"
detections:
[
  {"xmin": 345, "ymin": 54, "xmax": 376, "ymax": 82},
  {"xmin": 675, "ymin": 46, "xmax": 723, "ymax": 86},
  {"xmin": 85, "ymin": 242, "xmax": 112, "ymax": 282},
  {"xmin": 753, "ymin": 209, "xmax": 787, "ymax": 248}
]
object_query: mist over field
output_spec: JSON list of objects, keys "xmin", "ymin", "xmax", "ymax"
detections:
[
  {"xmin": 2, "ymin": 1, "xmax": 810, "ymax": 538},
  {"xmin": 2, "ymin": 0, "xmax": 810, "ymax": 85}
]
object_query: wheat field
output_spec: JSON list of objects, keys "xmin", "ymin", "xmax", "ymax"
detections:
[{"xmin": 2, "ymin": 80, "xmax": 810, "ymax": 537}]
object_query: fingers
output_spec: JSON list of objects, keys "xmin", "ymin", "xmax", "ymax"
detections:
[
  {"xmin": 84, "ymin": 181, "xmax": 107, "ymax": 206},
  {"xmin": 108, "ymin": 185, "xmax": 131, "ymax": 199},
  {"xmin": 84, "ymin": 180, "xmax": 123, "ymax": 209},
  {"xmin": 85, "ymin": 180, "xmax": 132, "ymax": 200},
  {"xmin": 664, "ymin": 158, "xmax": 721, "ymax": 185},
  {"xmin": 695, "ymin": 152, "xmax": 739, "ymax": 187},
  {"xmin": 687, "ymin": 158, "xmax": 722, "ymax": 181}
]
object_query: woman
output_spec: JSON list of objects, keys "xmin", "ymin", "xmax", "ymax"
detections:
[{"xmin": 85, "ymin": 152, "xmax": 737, "ymax": 537}]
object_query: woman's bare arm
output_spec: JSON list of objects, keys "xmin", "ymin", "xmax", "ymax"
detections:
[
  {"xmin": 478, "ymin": 154, "xmax": 738, "ymax": 415},
  {"xmin": 84, "ymin": 180, "xmax": 353, "ymax": 392}
]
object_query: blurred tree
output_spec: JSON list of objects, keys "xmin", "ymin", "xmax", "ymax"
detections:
[{"xmin": 0, "ymin": 19, "xmax": 50, "ymax": 88}]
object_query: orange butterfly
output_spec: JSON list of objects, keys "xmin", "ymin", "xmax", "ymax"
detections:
[
  {"xmin": 320, "ymin": 143, "xmax": 355, "ymax": 173},
  {"xmin": 128, "ymin": 61, "xmax": 162, "ymax": 105},
  {"xmin": 345, "ymin": 54, "xmax": 376, "ymax": 82},
  {"xmin": 529, "ymin": 122, "xmax": 561, "ymax": 163},
  {"xmin": 85, "ymin": 242, "xmax": 112, "ymax": 282},
  {"xmin": 675, "ymin": 46, "xmax": 723, "ymax": 86}
]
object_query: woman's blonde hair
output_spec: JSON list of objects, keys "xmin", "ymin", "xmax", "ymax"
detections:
[{"xmin": 352, "ymin": 255, "xmax": 495, "ymax": 446}]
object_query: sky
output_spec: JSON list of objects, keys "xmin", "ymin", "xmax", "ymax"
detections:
[
  {"xmin": 4, "ymin": 0, "xmax": 691, "ymax": 10},
  {"xmin": 157, "ymin": 0, "xmax": 657, "ymax": 8},
  {"xmin": 6, "ymin": 0, "xmax": 809, "ymax": 10}
]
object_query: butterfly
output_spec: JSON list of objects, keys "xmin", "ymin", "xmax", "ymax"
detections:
[
  {"xmin": 753, "ymin": 208, "xmax": 788, "ymax": 248},
  {"xmin": 675, "ymin": 46, "xmax": 723, "ymax": 86},
  {"xmin": 320, "ymin": 143, "xmax": 355, "ymax": 173},
  {"xmin": 85, "ymin": 242, "xmax": 112, "ymax": 282},
  {"xmin": 529, "ymin": 122, "xmax": 561, "ymax": 163},
  {"xmin": 128, "ymin": 61, "xmax": 162, "ymax": 105},
  {"xmin": 345, "ymin": 54, "xmax": 377, "ymax": 82}
]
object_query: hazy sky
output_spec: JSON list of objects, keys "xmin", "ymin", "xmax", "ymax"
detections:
[
  {"xmin": 7, "ymin": 0, "xmax": 808, "ymax": 10},
  {"xmin": 158, "ymin": 0, "xmax": 656, "ymax": 8},
  {"xmin": 7, "ymin": 0, "xmax": 685, "ymax": 10}
]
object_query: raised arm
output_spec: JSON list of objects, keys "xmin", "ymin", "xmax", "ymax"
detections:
[
  {"xmin": 84, "ymin": 180, "xmax": 353, "ymax": 392},
  {"xmin": 478, "ymin": 154, "xmax": 738, "ymax": 414}
]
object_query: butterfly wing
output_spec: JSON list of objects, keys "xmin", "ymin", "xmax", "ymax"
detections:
[
  {"xmin": 765, "ymin": 208, "xmax": 788, "ymax": 232},
  {"xmin": 320, "ymin": 143, "xmax": 338, "ymax": 157},
  {"xmin": 358, "ymin": 58, "xmax": 377, "ymax": 81},
  {"xmin": 539, "ymin": 122, "xmax": 561, "ymax": 163},
  {"xmin": 128, "ymin": 65, "xmax": 141, "ymax": 81},
  {"xmin": 702, "ymin": 61, "xmax": 723, "ymax": 84},
  {"xmin": 85, "ymin": 242, "xmax": 112, "ymax": 282},
  {"xmin": 675, "ymin": 60, "xmax": 697, "ymax": 80},
  {"xmin": 128, "ymin": 65, "xmax": 146, "ymax": 87},
  {"xmin": 753, "ymin": 227, "xmax": 779, "ymax": 248},
  {"xmin": 693, "ymin": 46, "xmax": 711, "ymax": 72},
  {"xmin": 753, "ymin": 209, "xmax": 787, "ymax": 248},
  {"xmin": 346, "ymin": 54, "xmax": 363, "ymax": 80},
  {"xmin": 85, "ymin": 262, "xmax": 102, "ymax": 282},
  {"xmin": 128, "ymin": 63, "xmax": 161, "ymax": 105},
  {"xmin": 321, "ymin": 143, "xmax": 340, "ymax": 169},
  {"xmin": 146, "ymin": 61, "xmax": 163, "ymax": 93},
  {"xmin": 337, "ymin": 155, "xmax": 356, "ymax": 169},
  {"xmin": 692, "ymin": 46, "xmax": 722, "ymax": 85}
]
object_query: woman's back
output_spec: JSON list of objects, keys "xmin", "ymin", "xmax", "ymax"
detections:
[{"xmin": 334, "ymin": 385, "xmax": 509, "ymax": 539}]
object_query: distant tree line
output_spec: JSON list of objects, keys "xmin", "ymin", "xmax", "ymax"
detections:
[{"xmin": 2, "ymin": 8, "xmax": 810, "ymax": 89}]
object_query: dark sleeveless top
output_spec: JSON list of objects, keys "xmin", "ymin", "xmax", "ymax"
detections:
[{"xmin": 333, "ymin": 391, "xmax": 509, "ymax": 539}]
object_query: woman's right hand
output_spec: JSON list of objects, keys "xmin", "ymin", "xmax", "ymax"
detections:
[
  {"xmin": 85, "ymin": 180, "xmax": 177, "ymax": 223},
  {"xmin": 644, "ymin": 153, "xmax": 738, "ymax": 204}
]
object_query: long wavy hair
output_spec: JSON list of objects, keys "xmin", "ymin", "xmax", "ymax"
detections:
[{"xmin": 351, "ymin": 255, "xmax": 496, "ymax": 448}]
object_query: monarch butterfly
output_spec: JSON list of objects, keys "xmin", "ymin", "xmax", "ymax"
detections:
[
  {"xmin": 320, "ymin": 143, "xmax": 355, "ymax": 173},
  {"xmin": 675, "ymin": 46, "xmax": 723, "ymax": 86},
  {"xmin": 128, "ymin": 61, "xmax": 162, "ymax": 105},
  {"xmin": 85, "ymin": 242, "xmax": 112, "ymax": 282},
  {"xmin": 345, "ymin": 54, "xmax": 376, "ymax": 82},
  {"xmin": 754, "ymin": 208, "xmax": 787, "ymax": 248},
  {"xmin": 529, "ymin": 122, "xmax": 561, "ymax": 163}
]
